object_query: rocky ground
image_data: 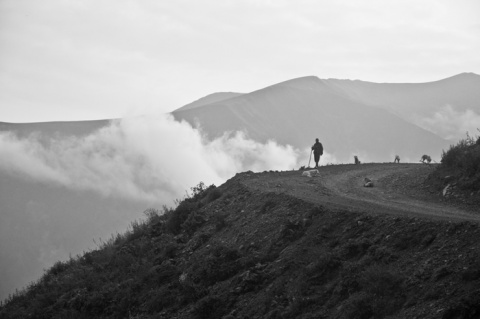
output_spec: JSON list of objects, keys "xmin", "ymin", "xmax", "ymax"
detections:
[{"xmin": 1, "ymin": 163, "xmax": 480, "ymax": 318}]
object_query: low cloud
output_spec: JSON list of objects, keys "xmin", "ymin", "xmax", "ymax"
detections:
[
  {"xmin": 417, "ymin": 105, "xmax": 480, "ymax": 141},
  {"xmin": 0, "ymin": 114, "xmax": 301, "ymax": 205}
]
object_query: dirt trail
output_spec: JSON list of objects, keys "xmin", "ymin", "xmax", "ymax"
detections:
[{"xmin": 242, "ymin": 163, "xmax": 480, "ymax": 223}]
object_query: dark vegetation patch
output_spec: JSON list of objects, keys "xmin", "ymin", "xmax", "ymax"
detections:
[
  {"xmin": 440, "ymin": 131, "xmax": 480, "ymax": 190},
  {"xmin": 1, "ymin": 175, "xmax": 480, "ymax": 319},
  {"xmin": 425, "ymin": 130, "xmax": 480, "ymax": 207}
]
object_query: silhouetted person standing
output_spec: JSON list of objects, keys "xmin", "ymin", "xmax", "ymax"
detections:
[{"xmin": 311, "ymin": 138, "xmax": 323, "ymax": 168}]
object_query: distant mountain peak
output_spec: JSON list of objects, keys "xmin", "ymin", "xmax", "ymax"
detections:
[
  {"xmin": 456, "ymin": 72, "xmax": 479, "ymax": 77},
  {"xmin": 270, "ymin": 75, "xmax": 325, "ymax": 91},
  {"xmin": 277, "ymin": 75, "xmax": 321, "ymax": 84},
  {"xmin": 430, "ymin": 72, "xmax": 480, "ymax": 86},
  {"xmin": 444, "ymin": 72, "xmax": 480, "ymax": 80}
]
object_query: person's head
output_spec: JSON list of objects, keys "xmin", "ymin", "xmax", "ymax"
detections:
[{"xmin": 315, "ymin": 138, "xmax": 319, "ymax": 142}]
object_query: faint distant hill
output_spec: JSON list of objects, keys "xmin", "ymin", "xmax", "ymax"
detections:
[
  {"xmin": 0, "ymin": 119, "xmax": 109, "ymax": 139},
  {"xmin": 172, "ymin": 76, "xmax": 452, "ymax": 162}
]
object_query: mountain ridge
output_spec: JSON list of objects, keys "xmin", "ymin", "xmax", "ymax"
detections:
[
  {"xmin": 173, "ymin": 72, "xmax": 479, "ymax": 143},
  {"xmin": 172, "ymin": 75, "xmax": 454, "ymax": 163}
]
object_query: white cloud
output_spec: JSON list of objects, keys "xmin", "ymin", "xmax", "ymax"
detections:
[
  {"xmin": 0, "ymin": 114, "xmax": 301, "ymax": 204},
  {"xmin": 417, "ymin": 105, "xmax": 480, "ymax": 141}
]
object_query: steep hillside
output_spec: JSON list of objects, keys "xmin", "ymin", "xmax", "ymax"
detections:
[
  {"xmin": 172, "ymin": 76, "xmax": 449, "ymax": 162},
  {"xmin": 0, "ymin": 170, "xmax": 151, "ymax": 302},
  {"xmin": 2, "ymin": 164, "xmax": 480, "ymax": 319}
]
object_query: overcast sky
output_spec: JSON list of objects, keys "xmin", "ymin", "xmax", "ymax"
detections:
[{"xmin": 1, "ymin": 0, "xmax": 479, "ymax": 123}]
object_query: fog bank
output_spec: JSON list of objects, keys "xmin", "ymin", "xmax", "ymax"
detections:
[
  {"xmin": 0, "ymin": 114, "xmax": 303, "ymax": 205},
  {"xmin": 417, "ymin": 105, "xmax": 480, "ymax": 141}
]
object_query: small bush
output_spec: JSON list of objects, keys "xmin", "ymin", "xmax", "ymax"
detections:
[
  {"xmin": 190, "ymin": 182, "xmax": 208, "ymax": 198},
  {"xmin": 48, "ymin": 261, "xmax": 69, "ymax": 276},
  {"xmin": 159, "ymin": 242, "xmax": 179, "ymax": 259},
  {"xmin": 205, "ymin": 187, "xmax": 222, "ymax": 203},
  {"xmin": 143, "ymin": 208, "xmax": 162, "ymax": 224},
  {"xmin": 165, "ymin": 201, "xmax": 198, "ymax": 235},
  {"xmin": 126, "ymin": 220, "xmax": 148, "ymax": 242},
  {"xmin": 164, "ymin": 181, "xmax": 217, "ymax": 235},
  {"xmin": 182, "ymin": 211, "xmax": 206, "ymax": 236}
]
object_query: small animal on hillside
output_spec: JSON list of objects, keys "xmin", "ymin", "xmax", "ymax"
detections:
[
  {"xmin": 394, "ymin": 155, "xmax": 400, "ymax": 163},
  {"xmin": 354, "ymin": 156, "xmax": 361, "ymax": 164},
  {"xmin": 299, "ymin": 165, "xmax": 305, "ymax": 170},
  {"xmin": 420, "ymin": 155, "xmax": 432, "ymax": 164},
  {"xmin": 364, "ymin": 177, "xmax": 374, "ymax": 187}
]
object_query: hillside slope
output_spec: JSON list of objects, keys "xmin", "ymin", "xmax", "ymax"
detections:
[
  {"xmin": 0, "ymin": 170, "xmax": 151, "ymax": 302},
  {"xmin": 2, "ymin": 164, "xmax": 480, "ymax": 318},
  {"xmin": 172, "ymin": 76, "xmax": 449, "ymax": 162}
]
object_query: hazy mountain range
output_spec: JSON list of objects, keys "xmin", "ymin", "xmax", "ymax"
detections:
[
  {"xmin": 173, "ymin": 74, "xmax": 479, "ymax": 163},
  {"xmin": 5, "ymin": 72, "xmax": 478, "ymax": 162},
  {"xmin": 1, "ymin": 73, "xmax": 479, "ymax": 300}
]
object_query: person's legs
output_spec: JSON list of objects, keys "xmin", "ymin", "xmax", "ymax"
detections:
[{"xmin": 314, "ymin": 153, "xmax": 320, "ymax": 167}]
